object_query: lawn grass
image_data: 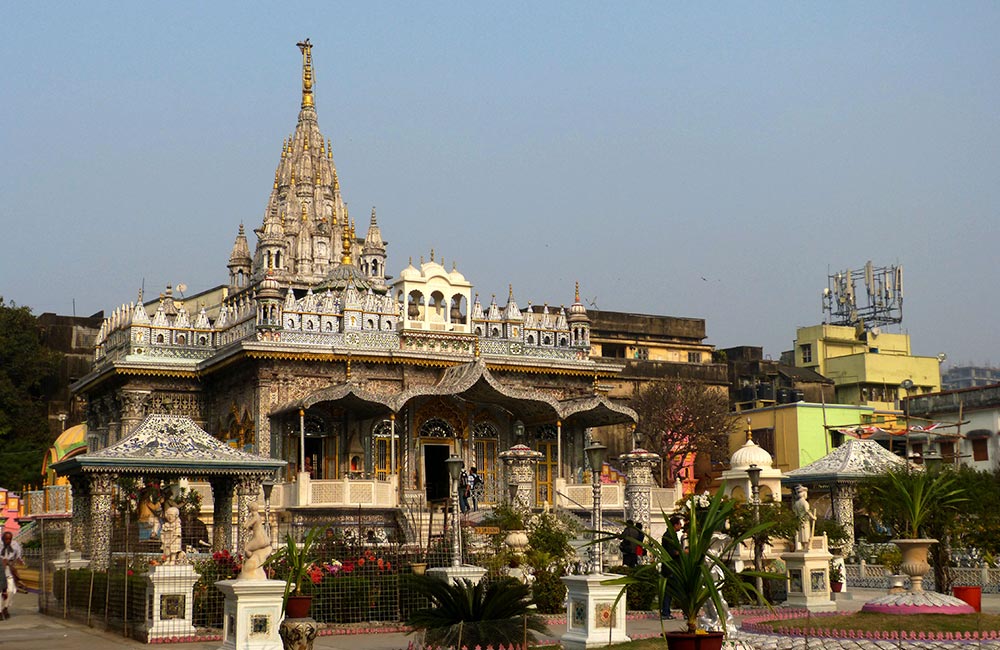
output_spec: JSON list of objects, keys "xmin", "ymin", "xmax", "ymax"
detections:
[{"xmin": 757, "ymin": 612, "xmax": 1000, "ymax": 634}]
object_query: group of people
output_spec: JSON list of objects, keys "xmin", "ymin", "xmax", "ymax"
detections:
[
  {"xmin": 458, "ymin": 467, "xmax": 484, "ymax": 513},
  {"xmin": 618, "ymin": 515, "xmax": 685, "ymax": 619}
]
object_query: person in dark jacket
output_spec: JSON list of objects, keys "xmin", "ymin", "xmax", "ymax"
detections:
[
  {"xmin": 660, "ymin": 515, "xmax": 685, "ymax": 618},
  {"xmin": 620, "ymin": 520, "xmax": 643, "ymax": 567}
]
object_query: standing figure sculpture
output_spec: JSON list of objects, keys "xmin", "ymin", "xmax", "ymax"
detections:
[
  {"xmin": 792, "ymin": 485, "xmax": 816, "ymax": 551},
  {"xmin": 239, "ymin": 501, "xmax": 272, "ymax": 580},
  {"xmin": 160, "ymin": 506, "xmax": 186, "ymax": 564}
]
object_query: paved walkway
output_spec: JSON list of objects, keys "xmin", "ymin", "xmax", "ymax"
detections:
[{"xmin": 2, "ymin": 588, "xmax": 997, "ymax": 649}]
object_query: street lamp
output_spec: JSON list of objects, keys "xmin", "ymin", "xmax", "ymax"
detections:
[
  {"xmin": 585, "ymin": 441, "xmax": 607, "ymax": 574},
  {"xmin": 746, "ymin": 464, "xmax": 763, "ymax": 605},
  {"xmin": 445, "ymin": 454, "xmax": 464, "ymax": 568}
]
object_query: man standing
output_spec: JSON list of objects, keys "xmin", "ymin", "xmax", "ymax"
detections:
[
  {"xmin": 1, "ymin": 530, "xmax": 24, "ymax": 619},
  {"xmin": 458, "ymin": 468, "xmax": 471, "ymax": 514},
  {"xmin": 660, "ymin": 515, "xmax": 684, "ymax": 618},
  {"xmin": 468, "ymin": 467, "xmax": 483, "ymax": 512},
  {"xmin": 620, "ymin": 520, "xmax": 642, "ymax": 568}
]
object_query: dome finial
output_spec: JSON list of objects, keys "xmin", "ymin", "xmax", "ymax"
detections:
[
  {"xmin": 575, "ymin": 281, "xmax": 580, "ymax": 302},
  {"xmin": 746, "ymin": 418, "xmax": 753, "ymax": 442},
  {"xmin": 370, "ymin": 206, "xmax": 377, "ymax": 225},
  {"xmin": 296, "ymin": 39, "xmax": 314, "ymax": 108}
]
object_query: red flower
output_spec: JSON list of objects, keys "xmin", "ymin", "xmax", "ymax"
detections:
[{"xmin": 127, "ymin": 569, "xmax": 134, "ymax": 576}]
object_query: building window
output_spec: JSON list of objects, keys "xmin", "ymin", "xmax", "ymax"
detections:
[
  {"xmin": 752, "ymin": 427, "xmax": 776, "ymax": 457},
  {"xmin": 800, "ymin": 344, "xmax": 812, "ymax": 364},
  {"xmin": 973, "ymin": 438, "xmax": 989, "ymax": 462},
  {"xmin": 687, "ymin": 351, "xmax": 700, "ymax": 363},
  {"xmin": 634, "ymin": 347, "xmax": 649, "ymax": 360}
]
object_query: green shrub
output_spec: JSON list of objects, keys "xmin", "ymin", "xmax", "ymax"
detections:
[
  {"xmin": 530, "ymin": 567, "xmax": 566, "ymax": 614},
  {"xmin": 609, "ymin": 565, "xmax": 658, "ymax": 611}
]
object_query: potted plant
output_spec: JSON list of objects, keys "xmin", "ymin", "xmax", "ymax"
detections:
[
  {"xmin": 867, "ymin": 468, "xmax": 966, "ymax": 592},
  {"xmin": 829, "ymin": 560, "xmax": 844, "ymax": 593},
  {"xmin": 270, "ymin": 527, "xmax": 322, "ymax": 617},
  {"xmin": 605, "ymin": 487, "xmax": 773, "ymax": 650}
]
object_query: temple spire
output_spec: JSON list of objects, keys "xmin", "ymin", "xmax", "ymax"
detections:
[{"xmin": 296, "ymin": 39, "xmax": 314, "ymax": 109}]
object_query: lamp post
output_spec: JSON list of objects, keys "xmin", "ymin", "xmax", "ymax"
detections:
[
  {"xmin": 746, "ymin": 463, "xmax": 763, "ymax": 606},
  {"xmin": 445, "ymin": 454, "xmax": 464, "ymax": 568},
  {"xmin": 585, "ymin": 442, "xmax": 607, "ymax": 574},
  {"xmin": 262, "ymin": 477, "xmax": 275, "ymax": 545}
]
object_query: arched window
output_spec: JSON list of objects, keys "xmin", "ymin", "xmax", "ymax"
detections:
[{"xmin": 419, "ymin": 417, "xmax": 455, "ymax": 438}]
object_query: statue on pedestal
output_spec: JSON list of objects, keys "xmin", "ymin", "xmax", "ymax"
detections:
[
  {"xmin": 160, "ymin": 506, "xmax": 186, "ymax": 564},
  {"xmin": 239, "ymin": 501, "xmax": 272, "ymax": 580},
  {"xmin": 792, "ymin": 485, "xmax": 816, "ymax": 551}
]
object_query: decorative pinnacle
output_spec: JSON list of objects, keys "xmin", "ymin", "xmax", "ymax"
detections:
[
  {"xmin": 575, "ymin": 281, "xmax": 580, "ymax": 302},
  {"xmin": 508, "ymin": 284, "xmax": 514, "ymax": 301},
  {"xmin": 746, "ymin": 418, "xmax": 753, "ymax": 442},
  {"xmin": 296, "ymin": 39, "xmax": 314, "ymax": 108},
  {"xmin": 301, "ymin": 202, "xmax": 308, "ymax": 221},
  {"xmin": 370, "ymin": 206, "xmax": 377, "ymax": 225}
]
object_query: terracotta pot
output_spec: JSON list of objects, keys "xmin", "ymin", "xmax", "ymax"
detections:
[
  {"xmin": 831, "ymin": 581, "xmax": 843, "ymax": 593},
  {"xmin": 953, "ymin": 585, "xmax": 982, "ymax": 612},
  {"xmin": 892, "ymin": 538, "xmax": 937, "ymax": 593},
  {"xmin": 663, "ymin": 631, "xmax": 725, "ymax": 650},
  {"xmin": 284, "ymin": 594, "xmax": 313, "ymax": 619},
  {"xmin": 410, "ymin": 562, "xmax": 428, "ymax": 576}
]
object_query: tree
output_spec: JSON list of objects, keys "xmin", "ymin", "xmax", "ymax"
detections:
[
  {"xmin": 630, "ymin": 380, "xmax": 738, "ymax": 484},
  {"xmin": 0, "ymin": 297, "xmax": 61, "ymax": 489}
]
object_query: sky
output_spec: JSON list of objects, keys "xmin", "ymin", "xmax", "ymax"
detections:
[{"xmin": 2, "ymin": 2, "xmax": 999, "ymax": 365}]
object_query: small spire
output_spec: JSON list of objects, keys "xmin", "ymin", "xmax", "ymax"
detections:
[
  {"xmin": 327, "ymin": 139, "xmax": 333, "ymax": 159},
  {"xmin": 370, "ymin": 206, "xmax": 377, "ymax": 225},
  {"xmin": 273, "ymin": 168, "xmax": 279, "ymax": 189},
  {"xmin": 575, "ymin": 281, "xmax": 580, "ymax": 302},
  {"xmin": 301, "ymin": 202, "xmax": 308, "ymax": 221},
  {"xmin": 346, "ymin": 355, "xmax": 352, "ymax": 380},
  {"xmin": 508, "ymin": 284, "xmax": 514, "ymax": 301},
  {"xmin": 296, "ymin": 39, "xmax": 314, "ymax": 108},
  {"xmin": 746, "ymin": 418, "xmax": 753, "ymax": 442},
  {"xmin": 474, "ymin": 337, "xmax": 480, "ymax": 358},
  {"xmin": 430, "ymin": 248, "xmax": 435, "ymax": 262}
]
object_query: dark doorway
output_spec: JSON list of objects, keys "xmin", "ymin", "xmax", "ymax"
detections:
[
  {"xmin": 305, "ymin": 437, "xmax": 323, "ymax": 478},
  {"xmin": 424, "ymin": 444, "xmax": 450, "ymax": 502}
]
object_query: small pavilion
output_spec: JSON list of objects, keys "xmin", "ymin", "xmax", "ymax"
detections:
[
  {"xmin": 52, "ymin": 414, "xmax": 285, "ymax": 571},
  {"xmin": 783, "ymin": 437, "xmax": 907, "ymax": 555}
]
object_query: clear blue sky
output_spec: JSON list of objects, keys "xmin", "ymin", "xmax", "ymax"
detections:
[{"xmin": 3, "ymin": 2, "xmax": 998, "ymax": 364}]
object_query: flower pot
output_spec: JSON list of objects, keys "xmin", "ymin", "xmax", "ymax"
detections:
[
  {"xmin": 831, "ymin": 581, "xmax": 843, "ymax": 593},
  {"xmin": 953, "ymin": 585, "xmax": 982, "ymax": 612},
  {"xmin": 505, "ymin": 529, "xmax": 529, "ymax": 554},
  {"xmin": 284, "ymin": 594, "xmax": 313, "ymax": 619},
  {"xmin": 663, "ymin": 631, "xmax": 725, "ymax": 650},
  {"xmin": 892, "ymin": 538, "xmax": 936, "ymax": 593},
  {"xmin": 410, "ymin": 562, "xmax": 428, "ymax": 576}
]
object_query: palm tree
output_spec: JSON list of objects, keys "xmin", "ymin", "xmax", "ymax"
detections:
[{"xmin": 405, "ymin": 575, "xmax": 547, "ymax": 648}]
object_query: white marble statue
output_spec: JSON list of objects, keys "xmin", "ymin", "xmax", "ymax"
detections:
[
  {"xmin": 238, "ymin": 501, "xmax": 272, "ymax": 580},
  {"xmin": 792, "ymin": 485, "xmax": 816, "ymax": 551},
  {"xmin": 160, "ymin": 506, "xmax": 186, "ymax": 564},
  {"xmin": 697, "ymin": 532, "xmax": 735, "ymax": 633}
]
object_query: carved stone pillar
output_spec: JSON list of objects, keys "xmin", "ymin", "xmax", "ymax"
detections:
[
  {"xmin": 832, "ymin": 481, "xmax": 856, "ymax": 556},
  {"xmin": 499, "ymin": 444, "xmax": 543, "ymax": 512},
  {"xmin": 235, "ymin": 476, "xmax": 262, "ymax": 556},
  {"xmin": 210, "ymin": 477, "xmax": 235, "ymax": 552},
  {"xmin": 619, "ymin": 448, "xmax": 660, "ymax": 535},
  {"xmin": 105, "ymin": 394, "xmax": 122, "ymax": 445},
  {"xmin": 119, "ymin": 389, "xmax": 151, "ymax": 439},
  {"xmin": 68, "ymin": 474, "xmax": 91, "ymax": 555},
  {"xmin": 88, "ymin": 473, "xmax": 117, "ymax": 571},
  {"xmin": 256, "ymin": 377, "xmax": 274, "ymax": 457}
]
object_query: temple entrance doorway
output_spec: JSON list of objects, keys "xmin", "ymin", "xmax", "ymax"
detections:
[{"xmin": 423, "ymin": 444, "xmax": 451, "ymax": 502}]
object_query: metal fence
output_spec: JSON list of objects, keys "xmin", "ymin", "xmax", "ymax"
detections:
[{"xmin": 33, "ymin": 514, "xmax": 556, "ymax": 642}]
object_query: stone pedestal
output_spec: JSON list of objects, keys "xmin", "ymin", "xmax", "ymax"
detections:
[
  {"xmin": 782, "ymin": 536, "xmax": 835, "ymax": 612},
  {"xmin": 427, "ymin": 564, "xmax": 488, "ymax": 586},
  {"xmin": 50, "ymin": 549, "xmax": 91, "ymax": 571},
  {"xmin": 142, "ymin": 564, "xmax": 200, "ymax": 641},
  {"xmin": 561, "ymin": 574, "xmax": 630, "ymax": 650},
  {"xmin": 216, "ymin": 578, "xmax": 286, "ymax": 650}
]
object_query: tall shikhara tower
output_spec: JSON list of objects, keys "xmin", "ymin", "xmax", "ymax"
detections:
[{"xmin": 245, "ymin": 39, "xmax": 386, "ymax": 292}]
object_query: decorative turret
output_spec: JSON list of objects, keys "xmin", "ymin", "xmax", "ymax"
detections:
[
  {"xmin": 250, "ymin": 40, "xmax": 376, "ymax": 289},
  {"xmin": 567, "ymin": 281, "xmax": 591, "ymax": 349},
  {"xmin": 361, "ymin": 206, "xmax": 387, "ymax": 290},
  {"xmin": 228, "ymin": 224, "xmax": 253, "ymax": 290}
]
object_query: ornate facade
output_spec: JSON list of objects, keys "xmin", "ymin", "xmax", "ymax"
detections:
[{"xmin": 72, "ymin": 40, "xmax": 635, "ymax": 512}]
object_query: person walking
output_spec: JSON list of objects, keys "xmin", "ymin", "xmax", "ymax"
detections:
[
  {"xmin": 660, "ymin": 515, "xmax": 684, "ymax": 619},
  {"xmin": 620, "ymin": 520, "xmax": 642, "ymax": 568},
  {"xmin": 1, "ymin": 530, "xmax": 24, "ymax": 620},
  {"xmin": 468, "ymin": 467, "xmax": 483, "ymax": 512}
]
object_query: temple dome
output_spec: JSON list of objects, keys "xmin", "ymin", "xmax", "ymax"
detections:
[{"xmin": 730, "ymin": 436, "xmax": 773, "ymax": 470}]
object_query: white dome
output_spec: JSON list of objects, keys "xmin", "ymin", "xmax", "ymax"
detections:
[{"xmin": 730, "ymin": 438, "xmax": 773, "ymax": 470}]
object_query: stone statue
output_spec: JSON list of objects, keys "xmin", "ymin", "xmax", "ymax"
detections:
[
  {"xmin": 792, "ymin": 485, "xmax": 816, "ymax": 551},
  {"xmin": 238, "ymin": 501, "xmax": 272, "ymax": 580},
  {"xmin": 160, "ymin": 506, "xmax": 186, "ymax": 564},
  {"xmin": 138, "ymin": 492, "xmax": 162, "ymax": 540},
  {"xmin": 697, "ymin": 532, "xmax": 734, "ymax": 633}
]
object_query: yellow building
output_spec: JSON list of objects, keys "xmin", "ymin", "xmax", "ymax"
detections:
[{"xmin": 791, "ymin": 324, "xmax": 940, "ymax": 410}]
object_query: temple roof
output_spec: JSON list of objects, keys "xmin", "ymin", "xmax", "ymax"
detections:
[
  {"xmin": 782, "ymin": 437, "xmax": 907, "ymax": 484},
  {"xmin": 52, "ymin": 414, "xmax": 285, "ymax": 477}
]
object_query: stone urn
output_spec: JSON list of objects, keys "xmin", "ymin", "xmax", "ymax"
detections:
[
  {"xmin": 893, "ymin": 538, "xmax": 937, "ymax": 593},
  {"xmin": 505, "ymin": 529, "xmax": 530, "ymax": 554}
]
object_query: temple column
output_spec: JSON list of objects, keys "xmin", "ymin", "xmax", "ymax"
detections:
[
  {"xmin": 210, "ymin": 477, "xmax": 235, "ymax": 552},
  {"xmin": 620, "ymin": 448, "xmax": 660, "ymax": 536},
  {"xmin": 68, "ymin": 474, "xmax": 91, "ymax": 556},
  {"xmin": 119, "ymin": 390, "xmax": 151, "ymax": 439},
  {"xmin": 88, "ymin": 473, "xmax": 116, "ymax": 571},
  {"xmin": 832, "ymin": 481, "xmax": 856, "ymax": 556},
  {"xmin": 499, "ymin": 444, "xmax": 543, "ymax": 513}
]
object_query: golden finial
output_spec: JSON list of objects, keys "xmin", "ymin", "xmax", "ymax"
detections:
[
  {"xmin": 273, "ymin": 169, "xmax": 279, "ymax": 189},
  {"xmin": 290, "ymin": 169, "xmax": 296, "ymax": 186},
  {"xmin": 320, "ymin": 139, "xmax": 325, "ymax": 155},
  {"xmin": 327, "ymin": 139, "xmax": 333, "ymax": 159},
  {"xmin": 370, "ymin": 206, "xmax": 377, "ymax": 225},
  {"xmin": 281, "ymin": 138, "xmax": 288, "ymax": 158},
  {"xmin": 746, "ymin": 418, "xmax": 753, "ymax": 442},
  {"xmin": 575, "ymin": 281, "xmax": 580, "ymax": 302},
  {"xmin": 296, "ymin": 39, "xmax": 314, "ymax": 108},
  {"xmin": 474, "ymin": 337, "xmax": 480, "ymax": 358},
  {"xmin": 333, "ymin": 168, "xmax": 340, "ymax": 192},
  {"xmin": 508, "ymin": 284, "xmax": 514, "ymax": 301},
  {"xmin": 340, "ymin": 212, "xmax": 353, "ymax": 265},
  {"xmin": 430, "ymin": 248, "xmax": 435, "ymax": 262},
  {"xmin": 346, "ymin": 355, "xmax": 352, "ymax": 380},
  {"xmin": 301, "ymin": 202, "xmax": 308, "ymax": 221},
  {"xmin": 314, "ymin": 170, "xmax": 321, "ymax": 185}
]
